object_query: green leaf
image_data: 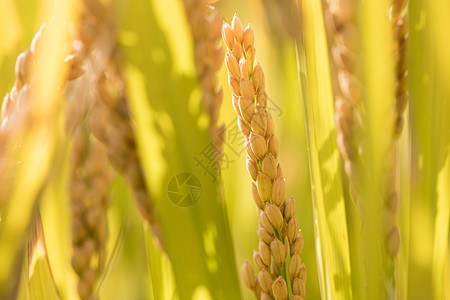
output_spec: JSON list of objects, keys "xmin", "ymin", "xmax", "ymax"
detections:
[
  {"xmin": 28, "ymin": 211, "xmax": 59, "ymax": 300},
  {"xmin": 426, "ymin": 3, "xmax": 450, "ymax": 300},
  {"xmin": 296, "ymin": 0, "xmax": 353, "ymax": 298},
  {"xmin": 118, "ymin": 0, "xmax": 241, "ymax": 298},
  {"xmin": 99, "ymin": 178, "xmax": 152, "ymax": 300},
  {"xmin": 359, "ymin": 0, "xmax": 396, "ymax": 298},
  {"xmin": 17, "ymin": 252, "xmax": 30, "ymax": 300},
  {"xmin": 145, "ymin": 224, "xmax": 177, "ymax": 300},
  {"xmin": 408, "ymin": 0, "xmax": 450, "ymax": 299}
]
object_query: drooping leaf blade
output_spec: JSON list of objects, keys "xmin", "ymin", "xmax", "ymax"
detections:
[
  {"xmin": 118, "ymin": 0, "xmax": 241, "ymax": 298},
  {"xmin": 359, "ymin": 0, "xmax": 396, "ymax": 298}
]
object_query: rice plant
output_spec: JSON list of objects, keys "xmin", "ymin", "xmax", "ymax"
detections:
[{"xmin": 0, "ymin": 0, "xmax": 448, "ymax": 299}]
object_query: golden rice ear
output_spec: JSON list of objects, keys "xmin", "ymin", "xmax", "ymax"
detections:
[{"xmin": 222, "ymin": 13, "xmax": 307, "ymax": 297}]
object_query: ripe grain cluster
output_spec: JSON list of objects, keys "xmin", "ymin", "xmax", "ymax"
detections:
[{"xmin": 223, "ymin": 14, "xmax": 306, "ymax": 300}]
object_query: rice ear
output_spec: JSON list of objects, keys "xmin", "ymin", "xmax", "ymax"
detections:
[{"xmin": 223, "ymin": 15, "xmax": 306, "ymax": 297}]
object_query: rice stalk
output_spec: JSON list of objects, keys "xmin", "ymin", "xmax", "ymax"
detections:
[{"xmin": 223, "ymin": 14, "xmax": 306, "ymax": 300}]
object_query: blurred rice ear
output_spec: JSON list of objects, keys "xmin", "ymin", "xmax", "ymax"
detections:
[{"xmin": 0, "ymin": 0, "xmax": 77, "ymax": 296}]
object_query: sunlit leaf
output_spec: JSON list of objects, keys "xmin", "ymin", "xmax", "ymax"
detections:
[
  {"xmin": 145, "ymin": 224, "xmax": 177, "ymax": 300},
  {"xmin": 99, "ymin": 179, "xmax": 151, "ymax": 300},
  {"xmin": 297, "ymin": 0, "xmax": 353, "ymax": 298},
  {"xmin": 359, "ymin": 0, "xmax": 396, "ymax": 298},
  {"xmin": 118, "ymin": 0, "xmax": 241, "ymax": 298}
]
